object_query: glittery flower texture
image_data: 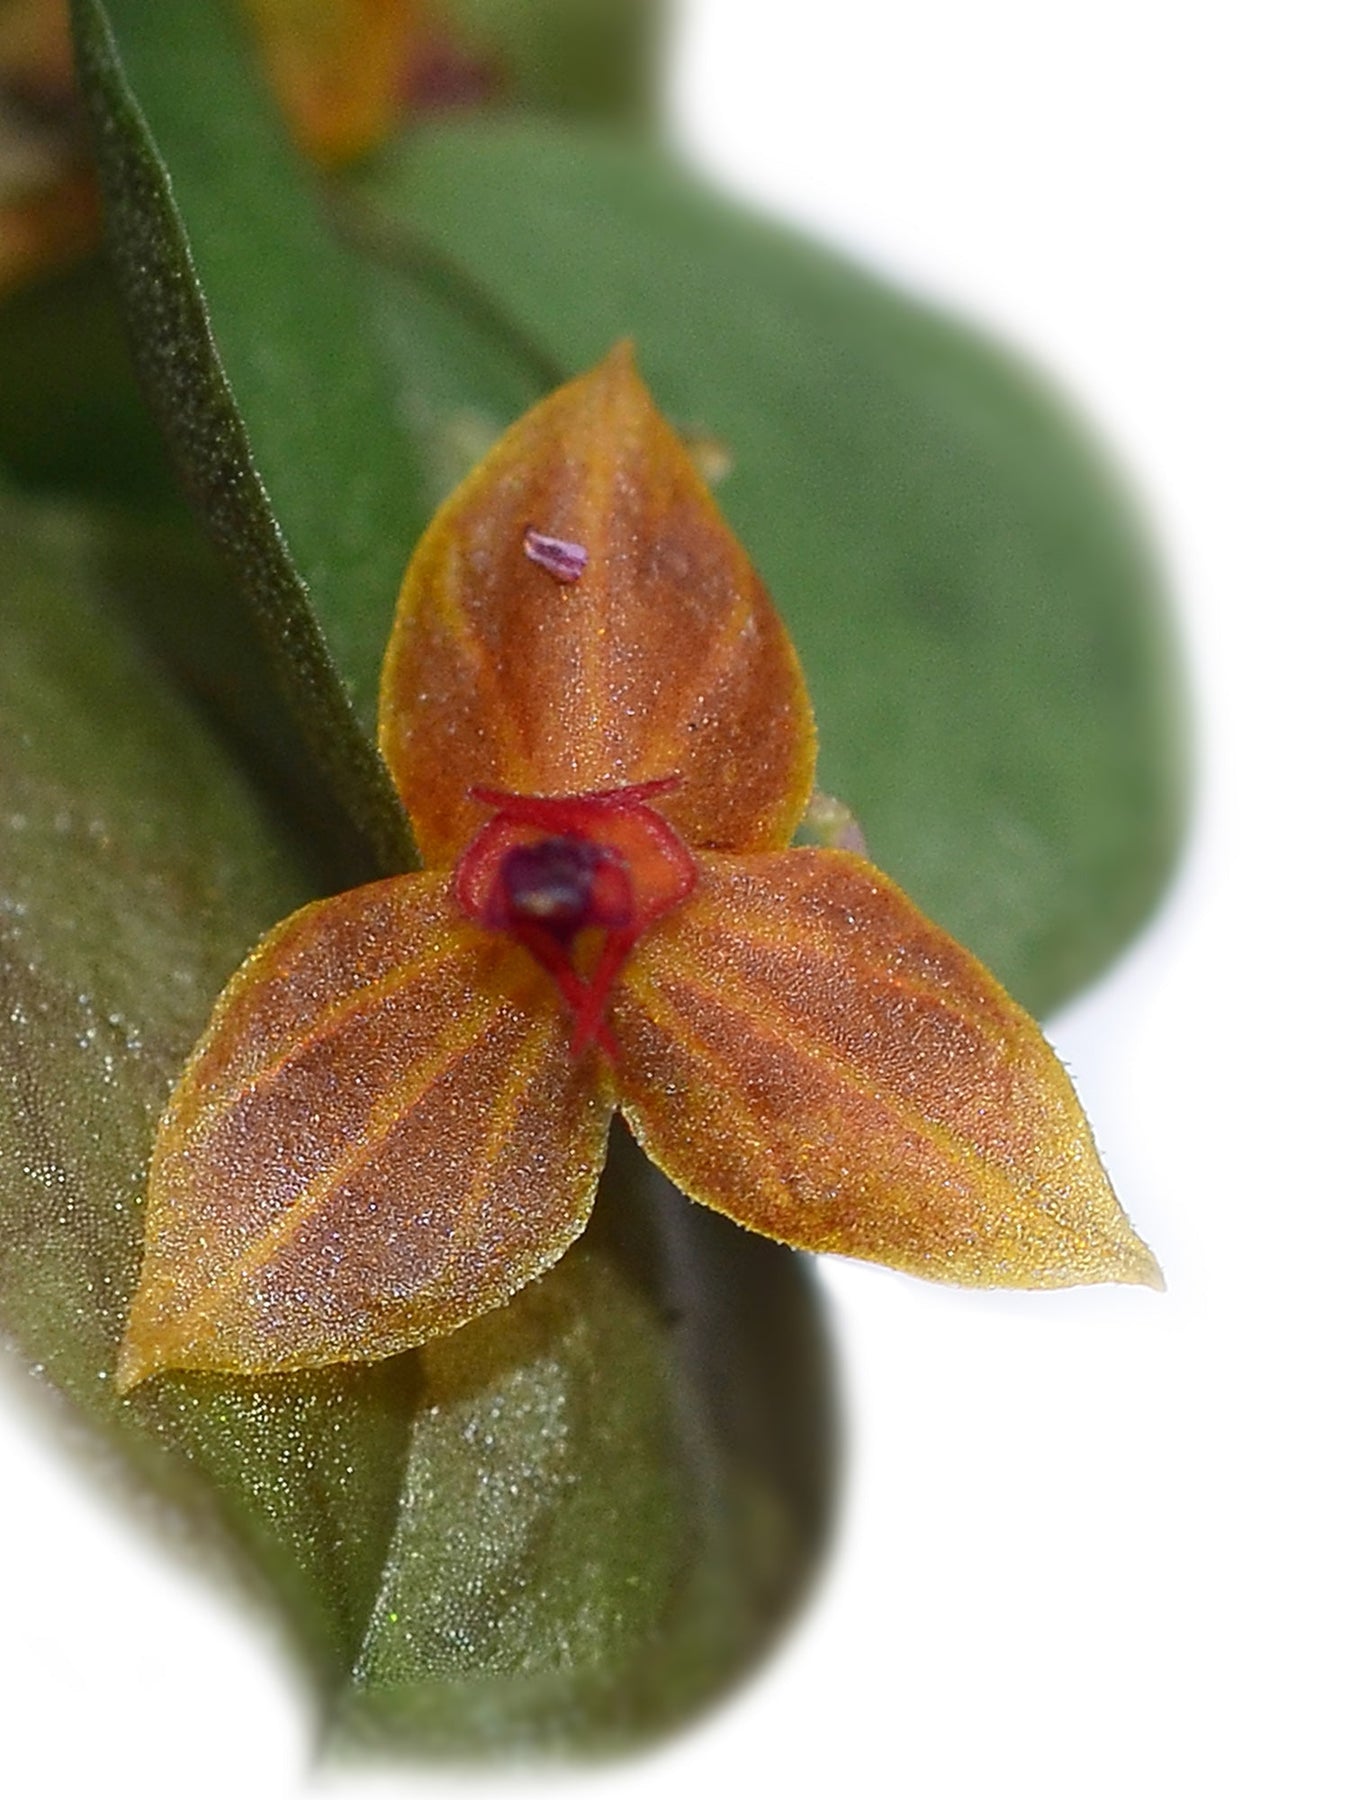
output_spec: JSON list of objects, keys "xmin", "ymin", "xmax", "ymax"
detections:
[{"xmin": 117, "ymin": 345, "xmax": 1160, "ymax": 1390}]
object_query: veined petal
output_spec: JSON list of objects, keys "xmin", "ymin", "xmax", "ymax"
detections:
[
  {"xmin": 613, "ymin": 850, "xmax": 1161, "ymax": 1292},
  {"xmin": 117, "ymin": 872, "xmax": 614, "ymax": 1387},
  {"xmin": 378, "ymin": 342, "xmax": 816, "ymax": 867}
]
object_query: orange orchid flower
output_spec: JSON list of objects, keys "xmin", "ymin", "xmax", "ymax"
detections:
[
  {"xmin": 117, "ymin": 344, "xmax": 1161, "ymax": 1391},
  {"xmin": 238, "ymin": 0, "xmax": 448, "ymax": 168},
  {"xmin": 1, "ymin": 0, "xmax": 471, "ymax": 295},
  {"xmin": 0, "ymin": 0, "xmax": 100, "ymax": 292}
]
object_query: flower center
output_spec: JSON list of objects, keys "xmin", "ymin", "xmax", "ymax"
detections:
[
  {"xmin": 496, "ymin": 836, "xmax": 632, "ymax": 943},
  {"xmin": 454, "ymin": 778, "xmax": 697, "ymax": 1057}
]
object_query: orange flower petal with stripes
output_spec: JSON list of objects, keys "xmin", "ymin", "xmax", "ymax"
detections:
[
  {"xmin": 614, "ymin": 852, "xmax": 1160, "ymax": 1290},
  {"xmin": 117, "ymin": 876, "xmax": 612, "ymax": 1387},
  {"xmin": 118, "ymin": 346, "xmax": 1158, "ymax": 1389},
  {"xmin": 380, "ymin": 341, "xmax": 816, "ymax": 867}
]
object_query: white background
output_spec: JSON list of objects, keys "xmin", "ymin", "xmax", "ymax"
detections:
[{"xmin": 2, "ymin": 3, "xmax": 1345, "ymax": 1796}]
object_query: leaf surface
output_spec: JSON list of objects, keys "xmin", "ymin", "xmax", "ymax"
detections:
[
  {"xmin": 436, "ymin": 0, "xmax": 667, "ymax": 126},
  {"xmin": 0, "ymin": 259, "xmax": 176, "ymax": 510},
  {"xmin": 337, "ymin": 1125, "xmax": 835, "ymax": 1757},
  {"xmin": 71, "ymin": 0, "xmax": 421, "ymax": 872}
]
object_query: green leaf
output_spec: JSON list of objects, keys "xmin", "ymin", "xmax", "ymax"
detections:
[
  {"xmin": 338, "ymin": 1126, "xmax": 834, "ymax": 1757},
  {"xmin": 431, "ymin": 0, "xmax": 668, "ymax": 127},
  {"xmin": 86, "ymin": 508, "xmax": 403, "ymax": 893},
  {"xmin": 0, "ymin": 492, "xmax": 834, "ymax": 1754},
  {"xmin": 353, "ymin": 120, "xmax": 1187, "ymax": 1015},
  {"xmin": 0, "ymin": 491, "xmax": 414, "ymax": 1675},
  {"xmin": 0, "ymin": 258, "xmax": 177, "ymax": 512},
  {"xmin": 70, "ymin": 0, "xmax": 421, "ymax": 875}
]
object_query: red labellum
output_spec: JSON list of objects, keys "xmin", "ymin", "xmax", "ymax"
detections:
[{"xmin": 456, "ymin": 778, "xmax": 697, "ymax": 1056}]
